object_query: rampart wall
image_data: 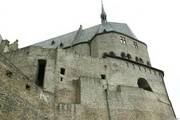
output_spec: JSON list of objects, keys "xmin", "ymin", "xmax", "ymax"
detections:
[
  {"xmin": 0, "ymin": 53, "xmax": 54, "ymax": 120},
  {"xmin": 1, "ymin": 45, "xmax": 176, "ymax": 120}
]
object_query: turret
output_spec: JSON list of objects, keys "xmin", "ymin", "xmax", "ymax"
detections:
[{"xmin": 0, "ymin": 34, "xmax": 19, "ymax": 53}]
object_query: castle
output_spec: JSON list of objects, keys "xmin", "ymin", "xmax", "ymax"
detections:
[{"xmin": 0, "ymin": 2, "xmax": 176, "ymax": 120}]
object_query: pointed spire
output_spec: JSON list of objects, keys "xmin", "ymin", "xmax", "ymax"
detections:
[{"xmin": 101, "ymin": 0, "xmax": 107, "ymax": 24}]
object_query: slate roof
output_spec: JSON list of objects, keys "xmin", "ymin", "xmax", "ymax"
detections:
[{"xmin": 33, "ymin": 22, "xmax": 137, "ymax": 48}]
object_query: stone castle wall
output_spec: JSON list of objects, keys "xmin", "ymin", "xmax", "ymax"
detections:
[
  {"xmin": 0, "ymin": 40, "xmax": 18, "ymax": 53},
  {"xmin": 4, "ymin": 47, "xmax": 168, "ymax": 98},
  {"xmin": 1, "ymin": 47, "xmax": 174, "ymax": 120},
  {"xmin": 66, "ymin": 32, "xmax": 151, "ymax": 66},
  {"xmin": 0, "ymin": 21, "xmax": 176, "ymax": 119},
  {"xmin": 2, "ymin": 44, "xmax": 176, "ymax": 120},
  {"xmin": 90, "ymin": 32, "xmax": 150, "ymax": 63},
  {"xmin": 4, "ymin": 46, "xmax": 56, "ymax": 92},
  {"xmin": 0, "ymin": 53, "xmax": 54, "ymax": 120}
]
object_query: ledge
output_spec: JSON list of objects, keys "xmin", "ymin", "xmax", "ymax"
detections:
[{"xmin": 105, "ymin": 54, "xmax": 164, "ymax": 76}]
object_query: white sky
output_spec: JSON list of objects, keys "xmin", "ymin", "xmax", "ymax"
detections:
[{"xmin": 0, "ymin": 0, "xmax": 179, "ymax": 118}]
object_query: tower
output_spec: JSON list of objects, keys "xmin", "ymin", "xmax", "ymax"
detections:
[{"xmin": 0, "ymin": 1, "xmax": 176, "ymax": 120}]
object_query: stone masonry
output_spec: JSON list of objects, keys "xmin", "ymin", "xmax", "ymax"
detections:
[{"xmin": 0, "ymin": 4, "xmax": 176, "ymax": 120}]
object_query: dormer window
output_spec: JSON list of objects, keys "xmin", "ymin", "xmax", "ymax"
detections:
[
  {"xmin": 60, "ymin": 42, "xmax": 64, "ymax": 48},
  {"xmin": 103, "ymin": 29, "xmax": 107, "ymax": 33},
  {"xmin": 51, "ymin": 40, "xmax": 55, "ymax": 45}
]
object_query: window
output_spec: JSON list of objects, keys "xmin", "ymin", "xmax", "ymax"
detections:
[
  {"xmin": 60, "ymin": 42, "xmax": 64, "ymax": 48},
  {"xmin": 127, "ymin": 53, "xmax": 132, "ymax": 60},
  {"xmin": 102, "ymin": 52, "xmax": 107, "ymax": 58},
  {"xmin": 25, "ymin": 84, "xmax": 31, "ymax": 90},
  {"xmin": 60, "ymin": 68, "xmax": 65, "ymax": 75},
  {"xmin": 26, "ymin": 51, "xmax": 30, "ymax": 55},
  {"xmin": 109, "ymin": 51, "xmax": 115, "ymax": 56},
  {"xmin": 6, "ymin": 70, "xmax": 13, "ymax": 78},
  {"xmin": 120, "ymin": 36, "xmax": 126, "ymax": 44},
  {"xmin": 121, "ymin": 52, "xmax": 126, "ymax": 58},
  {"xmin": 139, "ymin": 58, "xmax": 143, "ymax": 63},
  {"xmin": 117, "ymin": 85, "xmax": 121, "ymax": 92},
  {"xmin": 137, "ymin": 78, "xmax": 153, "ymax": 92},
  {"xmin": 135, "ymin": 57, "xmax": 139, "ymax": 62},
  {"xmin": 36, "ymin": 59, "xmax": 47, "ymax": 88},
  {"xmin": 101, "ymin": 74, "xmax": 106, "ymax": 79},
  {"xmin": 147, "ymin": 61, "xmax": 151, "ymax": 66},
  {"xmin": 51, "ymin": 40, "xmax": 55, "ymax": 45},
  {"xmin": 133, "ymin": 41, "xmax": 138, "ymax": 48}
]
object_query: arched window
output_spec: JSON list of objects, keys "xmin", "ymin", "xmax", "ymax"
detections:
[
  {"xmin": 135, "ymin": 57, "xmax": 139, "ymax": 62},
  {"xmin": 147, "ymin": 61, "xmax": 151, "ymax": 66},
  {"xmin": 139, "ymin": 58, "xmax": 144, "ymax": 63},
  {"xmin": 127, "ymin": 53, "xmax": 131, "ymax": 60},
  {"xmin": 102, "ymin": 52, "xmax": 107, "ymax": 58},
  {"xmin": 109, "ymin": 51, "xmax": 115, "ymax": 56},
  {"xmin": 121, "ymin": 52, "xmax": 126, "ymax": 58},
  {"xmin": 137, "ymin": 78, "xmax": 153, "ymax": 92}
]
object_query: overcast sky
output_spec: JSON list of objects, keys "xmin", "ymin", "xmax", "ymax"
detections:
[{"xmin": 0, "ymin": 0, "xmax": 179, "ymax": 118}]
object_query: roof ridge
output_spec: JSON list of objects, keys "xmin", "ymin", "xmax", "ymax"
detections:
[{"xmin": 32, "ymin": 22, "xmax": 138, "ymax": 48}]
